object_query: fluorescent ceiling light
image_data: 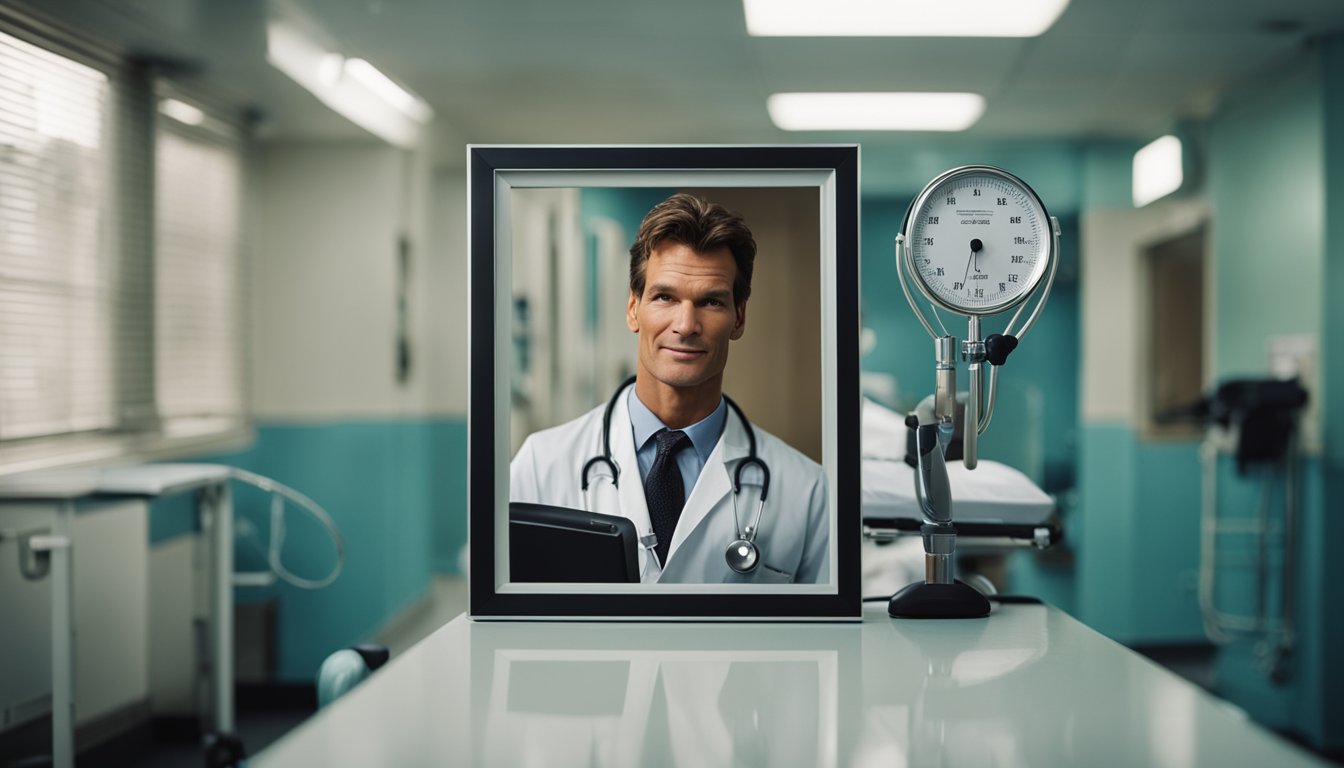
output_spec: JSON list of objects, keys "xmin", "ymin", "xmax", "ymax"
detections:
[
  {"xmin": 744, "ymin": 0, "xmax": 1070, "ymax": 37},
  {"xmin": 343, "ymin": 58, "xmax": 434, "ymax": 123},
  {"xmin": 767, "ymin": 92, "xmax": 984, "ymax": 131},
  {"xmin": 1132, "ymin": 135, "xmax": 1183, "ymax": 207},
  {"xmin": 265, "ymin": 18, "xmax": 431, "ymax": 148},
  {"xmin": 317, "ymin": 53, "xmax": 344, "ymax": 86},
  {"xmin": 158, "ymin": 98, "xmax": 205, "ymax": 126}
]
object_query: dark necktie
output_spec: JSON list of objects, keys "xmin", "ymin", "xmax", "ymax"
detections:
[{"xmin": 645, "ymin": 429, "xmax": 690, "ymax": 567}]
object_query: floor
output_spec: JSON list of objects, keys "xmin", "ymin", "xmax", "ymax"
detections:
[
  {"xmin": 128, "ymin": 576, "xmax": 469, "ymax": 766},
  {"xmin": 373, "ymin": 575, "xmax": 470, "ymax": 657},
  {"xmin": 1132, "ymin": 643, "xmax": 1219, "ymax": 692}
]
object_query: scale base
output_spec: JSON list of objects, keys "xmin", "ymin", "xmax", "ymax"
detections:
[{"xmin": 888, "ymin": 580, "xmax": 991, "ymax": 619}]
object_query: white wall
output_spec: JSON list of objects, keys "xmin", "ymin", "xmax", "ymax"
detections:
[
  {"xmin": 1080, "ymin": 198, "xmax": 1210, "ymax": 428},
  {"xmin": 253, "ymin": 141, "xmax": 442, "ymax": 420},
  {"xmin": 427, "ymin": 167, "xmax": 469, "ymax": 417}
]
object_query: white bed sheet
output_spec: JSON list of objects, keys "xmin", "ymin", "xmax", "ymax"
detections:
[
  {"xmin": 861, "ymin": 458, "xmax": 1054, "ymax": 525},
  {"xmin": 861, "ymin": 397, "xmax": 1054, "ymax": 525}
]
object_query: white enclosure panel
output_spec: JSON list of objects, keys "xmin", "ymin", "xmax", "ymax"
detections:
[
  {"xmin": 0, "ymin": 498, "xmax": 150, "ymax": 732},
  {"xmin": 148, "ymin": 535, "xmax": 197, "ymax": 714},
  {"xmin": 72, "ymin": 500, "xmax": 149, "ymax": 724}
]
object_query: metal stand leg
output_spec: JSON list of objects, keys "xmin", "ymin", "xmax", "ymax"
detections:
[
  {"xmin": 200, "ymin": 483, "xmax": 244, "ymax": 766},
  {"xmin": 889, "ymin": 422, "xmax": 989, "ymax": 620},
  {"xmin": 48, "ymin": 502, "xmax": 75, "ymax": 768},
  {"xmin": 887, "ymin": 529, "xmax": 990, "ymax": 619}
]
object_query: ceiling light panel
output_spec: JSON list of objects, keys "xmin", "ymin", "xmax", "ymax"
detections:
[
  {"xmin": 1132, "ymin": 134, "xmax": 1183, "ymax": 207},
  {"xmin": 744, "ymin": 0, "xmax": 1070, "ymax": 37},
  {"xmin": 767, "ymin": 93, "xmax": 985, "ymax": 131},
  {"xmin": 343, "ymin": 58, "xmax": 434, "ymax": 123}
]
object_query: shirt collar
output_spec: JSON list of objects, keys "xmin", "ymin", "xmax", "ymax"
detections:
[{"xmin": 628, "ymin": 389, "xmax": 727, "ymax": 464}]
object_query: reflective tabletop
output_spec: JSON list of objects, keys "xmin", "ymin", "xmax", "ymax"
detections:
[{"xmin": 253, "ymin": 602, "xmax": 1326, "ymax": 767}]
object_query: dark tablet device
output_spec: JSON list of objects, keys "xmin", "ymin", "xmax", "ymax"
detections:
[{"xmin": 509, "ymin": 502, "xmax": 640, "ymax": 583}]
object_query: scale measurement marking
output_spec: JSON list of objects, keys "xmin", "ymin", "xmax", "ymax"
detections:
[{"xmin": 909, "ymin": 173, "xmax": 1045, "ymax": 310}]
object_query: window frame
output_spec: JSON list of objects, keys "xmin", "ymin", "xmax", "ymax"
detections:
[{"xmin": 0, "ymin": 11, "xmax": 252, "ymax": 476}]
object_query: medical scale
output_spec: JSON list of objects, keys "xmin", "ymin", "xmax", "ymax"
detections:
[{"xmin": 890, "ymin": 165, "xmax": 1061, "ymax": 619}]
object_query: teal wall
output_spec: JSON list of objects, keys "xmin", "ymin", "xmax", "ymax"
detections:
[
  {"xmin": 1199, "ymin": 43, "xmax": 1340, "ymax": 750},
  {"xmin": 859, "ymin": 142, "xmax": 1086, "ymax": 214},
  {"xmin": 580, "ymin": 187, "xmax": 673, "ymax": 241},
  {"xmin": 1071, "ymin": 128, "xmax": 1209, "ymax": 644},
  {"xmin": 1074, "ymin": 429, "xmax": 1203, "ymax": 642},
  {"xmin": 430, "ymin": 420, "xmax": 470, "ymax": 574},
  {"xmin": 1209, "ymin": 63, "xmax": 1324, "ymax": 376},
  {"xmin": 150, "ymin": 418, "xmax": 469, "ymax": 682},
  {"xmin": 148, "ymin": 492, "xmax": 199, "ymax": 544},
  {"xmin": 1080, "ymin": 140, "xmax": 1142, "ymax": 209},
  {"xmin": 1076, "ymin": 425, "xmax": 1137, "ymax": 637},
  {"xmin": 1320, "ymin": 35, "xmax": 1344, "ymax": 754},
  {"xmin": 1067, "ymin": 43, "xmax": 1342, "ymax": 750}
]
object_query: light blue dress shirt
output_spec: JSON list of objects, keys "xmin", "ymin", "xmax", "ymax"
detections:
[{"xmin": 628, "ymin": 391, "xmax": 727, "ymax": 496}]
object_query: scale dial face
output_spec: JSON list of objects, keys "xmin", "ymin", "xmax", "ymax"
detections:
[{"xmin": 905, "ymin": 166, "xmax": 1052, "ymax": 316}]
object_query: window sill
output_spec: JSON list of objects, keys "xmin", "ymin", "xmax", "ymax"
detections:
[{"xmin": 0, "ymin": 421, "xmax": 254, "ymax": 479}]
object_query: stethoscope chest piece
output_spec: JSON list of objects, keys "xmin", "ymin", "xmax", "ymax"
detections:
[{"xmin": 725, "ymin": 537, "xmax": 760, "ymax": 574}]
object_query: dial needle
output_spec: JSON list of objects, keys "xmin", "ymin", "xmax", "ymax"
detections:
[{"xmin": 962, "ymin": 238, "xmax": 984, "ymax": 291}]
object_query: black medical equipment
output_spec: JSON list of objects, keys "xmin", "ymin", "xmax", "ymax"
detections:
[
  {"xmin": 510, "ymin": 502, "xmax": 641, "ymax": 583},
  {"xmin": 1166, "ymin": 377, "xmax": 1308, "ymax": 474},
  {"xmin": 1167, "ymin": 376, "xmax": 1308, "ymax": 684}
]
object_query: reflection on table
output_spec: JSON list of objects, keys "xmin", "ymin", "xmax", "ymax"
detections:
[
  {"xmin": 484, "ymin": 655, "xmax": 827, "ymax": 767},
  {"xmin": 252, "ymin": 603, "xmax": 1328, "ymax": 768}
]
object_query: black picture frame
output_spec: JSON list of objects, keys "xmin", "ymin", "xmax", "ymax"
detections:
[{"xmin": 468, "ymin": 145, "xmax": 861, "ymax": 619}]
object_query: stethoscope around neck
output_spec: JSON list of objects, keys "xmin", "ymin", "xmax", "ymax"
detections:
[{"xmin": 581, "ymin": 376, "xmax": 772, "ymax": 574}]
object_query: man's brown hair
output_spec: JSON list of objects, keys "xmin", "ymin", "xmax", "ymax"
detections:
[{"xmin": 628, "ymin": 193, "xmax": 756, "ymax": 307}]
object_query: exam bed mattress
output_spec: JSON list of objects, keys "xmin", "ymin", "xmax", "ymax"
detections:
[{"xmin": 860, "ymin": 397, "xmax": 1055, "ymax": 527}]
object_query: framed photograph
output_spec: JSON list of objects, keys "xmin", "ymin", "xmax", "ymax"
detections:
[{"xmin": 468, "ymin": 145, "xmax": 860, "ymax": 619}]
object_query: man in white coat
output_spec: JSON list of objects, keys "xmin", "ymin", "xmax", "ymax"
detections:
[{"xmin": 510, "ymin": 193, "xmax": 829, "ymax": 584}]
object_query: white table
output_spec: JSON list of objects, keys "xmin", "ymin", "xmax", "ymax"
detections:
[
  {"xmin": 252, "ymin": 601, "xmax": 1327, "ymax": 767},
  {"xmin": 0, "ymin": 463, "xmax": 235, "ymax": 768},
  {"xmin": 94, "ymin": 463, "xmax": 238, "ymax": 759}
]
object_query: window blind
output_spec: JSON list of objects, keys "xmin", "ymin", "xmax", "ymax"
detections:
[
  {"xmin": 0, "ymin": 18, "xmax": 248, "ymax": 471},
  {"xmin": 0, "ymin": 27, "xmax": 117, "ymax": 440},
  {"xmin": 154, "ymin": 97, "xmax": 245, "ymax": 423}
]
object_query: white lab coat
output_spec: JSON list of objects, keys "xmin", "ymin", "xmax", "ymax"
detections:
[{"xmin": 510, "ymin": 387, "xmax": 830, "ymax": 584}]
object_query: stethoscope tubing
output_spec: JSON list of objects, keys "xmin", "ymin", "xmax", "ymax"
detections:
[{"xmin": 581, "ymin": 377, "xmax": 771, "ymax": 572}]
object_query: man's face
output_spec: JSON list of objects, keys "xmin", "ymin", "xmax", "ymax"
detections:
[{"xmin": 627, "ymin": 242, "xmax": 747, "ymax": 392}]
